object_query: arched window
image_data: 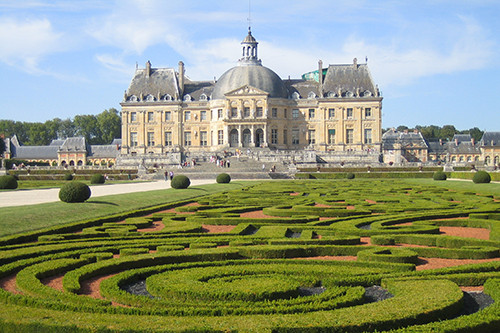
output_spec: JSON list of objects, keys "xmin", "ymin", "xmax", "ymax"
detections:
[
  {"xmin": 145, "ymin": 94, "xmax": 155, "ymax": 102},
  {"xmin": 485, "ymin": 156, "xmax": 491, "ymax": 165},
  {"xmin": 363, "ymin": 90, "xmax": 372, "ymax": 97},
  {"xmin": 308, "ymin": 92, "xmax": 316, "ymax": 99},
  {"xmin": 345, "ymin": 91, "xmax": 354, "ymax": 98},
  {"xmin": 199, "ymin": 93, "xmax": 208, "ymax": 101},
  {"xmin": 184, "ymin": 94, "xmax": 192, "ymax": 101},
  {"xmin": 129, "ymin": 95, "xmax": 138, "ymax": 102},
  {"xmin": 292, "ymin": 92, "xmax": 300, "ymax": 100},
  {"xmin": 164, "ymin": 94, "xmax": 172, "ymax": 101},
  {"xmin": 327, "ymin": 91, "xmax": 336, "ymax": 98}
]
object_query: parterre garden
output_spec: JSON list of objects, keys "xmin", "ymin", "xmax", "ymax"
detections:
[{"xmin": 0, "ymin": 179, "xmax": 500, "ymax": 332}]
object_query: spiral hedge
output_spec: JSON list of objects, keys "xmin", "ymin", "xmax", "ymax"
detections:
[{"xmin": 0, "ymin": 179, "xmax": 499, "ymax": 332}]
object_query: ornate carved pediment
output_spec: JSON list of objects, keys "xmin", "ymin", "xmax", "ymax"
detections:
[{"xmin": 225, "ymin": 85, "xmax": 269, "ymax": 97}]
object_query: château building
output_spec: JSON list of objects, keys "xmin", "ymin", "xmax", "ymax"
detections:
[{"xmin": 119, "ymin": 29, "xmax": 383, "ymax": 164}]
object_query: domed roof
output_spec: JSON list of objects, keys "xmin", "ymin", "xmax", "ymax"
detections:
[{"xmin": 212, "ymin": 65, "xmax": 289, "ymax": 100}]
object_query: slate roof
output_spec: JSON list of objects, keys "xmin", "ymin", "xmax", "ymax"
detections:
[
  {"xmin": 382, "ymin": 129, "xmax": 428, "ymax": 150},
  {"xmin": 89, "ymin": 145, "xmax": 120, "ymax": 158},
  {"xmin": 59, "ymin": 137, "xmax": 87, "ymax": 152},
  {"xmin": 480, "ymin": 132, "xmax": 500, "ymax": 147},
  {"xmin": 13, "ymin": 145, "xmax": 59, "ymax": 159},
  {"xmin": 322, "ymin": 64, "xmax": 378, "ymax": 98},
  {"xmin": 285, "ymin": 80, "xmax": 319, "ymax": 99},
  {"xmin": 124, "ymin": 68, "xmax": 180, "ymax": 102},
  {"xmin": 183, "ymin": 80, "xmax": 215, "ymax": 101}
]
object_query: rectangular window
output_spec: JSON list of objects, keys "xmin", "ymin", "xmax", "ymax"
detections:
[
  {"xmin": 130, "ymin": 112, "xmax": 137, "ymax": 122},
  {"xmin": 218, "ymin": 109, "xmax": 223, "ymax": 119},
  {"xmin": 200, "ymin": 131, "xmax": 208, "ymax": 146},
  {"xmin": 184, "ymin": 132, "xmax": 191, "ymax": 146},
  {"xmin": 165, "ymin": 111, "xmax": 171, "ymax": 121},
  {"xmin": 308, "ymin": 109, "xmax": 315, "ymax": 119},
  {"xmin": 147, "ymin": 132, "xmax": 155, "ymax": 146},
  {"xmin": 256, "ymin": 107, "xmax": 263, "ymax": 117},
  {"xmin": 284, "ymin": 109, "xmax": 287, "ymax": 118},
  {"xmin": 308, "ymin": 129, "xmax": 316, "ymax": 145},
  {"xmin": 130, "ymin": 132, "xmax": 138, "ymax": 147},
  {"xmin": 184, "ymin": 111, "xmax": 191, "ymax": 121},
  {"xmin": 292, "ymin": 129, "xmax": 300, "ymax": 145},
  {"xmin": 346, "ymin": 108, "xmax": 353, "ymax": 118},
  {"xmin": 346, "ymin": 129, "xmax": 354, "ymax": 144},
  {"xmin": 200, "ymin": 110, "xmax": 207, "ymax": 121},
  {"xmin": 283, "ymin": 129, "xmax": 288, "ymax": 144},
  {"xmin": 364, "ymin": 128, "xmax": 372, "ymax": 144},
  {"xmin": 365, "ymin": 108, "xmax": 372, "ymax": 118},
  {"xmin": 231, "ymin": 108, "xmax": 238, "ymax": 118},
  {"xmin": 244, "ymin": 107, "xmax": 250, "ymax": 118},
  {"xmin": 272, "ymin": 108, "xmax": 278, "ymax": 118},
  {"xmin": 271, "ymin": 129, "xmax": 278, "ymax": 144},
  {"xmin": 328, "ymin": 129, "xmax": 336, "ymax": 145},
  {"xmin": 218, "ymin": 130, "xmax": 224, "ymax": 145},
  {"xmin": 292, "ymin": 109, "xmax": 299, "ymax": 119},
  {"xmin": 328, "ymin": 108, "xmax": 335, "ymax": 119},
  {"xmin": 164, "ymin": 132, "xmax": 172, "ymax": 146},
  {"xmin": 147, "ymin": 112, "xmax": 154, "ymax": 122}
]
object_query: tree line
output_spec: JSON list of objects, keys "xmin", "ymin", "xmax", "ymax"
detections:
[
  {"xmin": 0, "ymin": 108, "xmax": 121, "ymax": 146},
  {"xmin": 385, "ymin": 125, "xmax": 484, "ymax": 142}
]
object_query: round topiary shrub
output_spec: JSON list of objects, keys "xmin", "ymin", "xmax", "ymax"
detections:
[
  {"xmin": 0, "ymin": 175, "xmax": 18, "ymax": 189},
  {"xmin": 216, "ymin": 173, "xmax": 231, "ymax": 183},
  {"xmin": 433, "ymin": 171, "xmax": 447, "ymax": 181},
  {"xmin": 346, "ymin": 172, "xmax": 355, "ymax": 179},
  {"xmin": 171, "ymin": 175, "xmax": 190, "ymax": 189},
  {"xmin": 473, "ymin": 171, "xmax": 491, "ymax": 184},
  {"xmin": 63, "ymin": 173, "xmax": 74, "ymax": 181},
  {"xmin": 90, "ymin": 173, "xmax": 105, "ymax": 184},
  {"xmin": 59, "ymin": 182, "xmax": 91, "ymax": 203}
]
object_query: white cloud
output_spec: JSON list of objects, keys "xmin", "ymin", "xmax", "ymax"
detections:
[{"xmin": 0, "ymin": 17, "xmax": 65, "ymax": 73}]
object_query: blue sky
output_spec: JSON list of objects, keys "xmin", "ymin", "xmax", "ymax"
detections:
[{"xmin": 0, "ymin": 0, "xmax": 499, "ymax": 131}]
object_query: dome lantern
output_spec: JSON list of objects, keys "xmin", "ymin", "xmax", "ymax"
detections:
[{"xmin": 239, "ymin": 28, "xmax": 261, "ymax": 66}]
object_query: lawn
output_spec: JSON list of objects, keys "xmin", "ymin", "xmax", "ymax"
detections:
[{"xmin": 0, "ymin": 181, "xmax": 257, "ymax": 237}]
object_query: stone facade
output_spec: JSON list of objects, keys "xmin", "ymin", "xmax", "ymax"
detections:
[{"xmin": 120, "ymin": 30, "xmax": 383, "ymax": 162}]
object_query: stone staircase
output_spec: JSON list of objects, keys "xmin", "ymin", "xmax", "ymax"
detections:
[{"xmin": 150, "ymin": 155, "xmax": 291, "ymax": 180}]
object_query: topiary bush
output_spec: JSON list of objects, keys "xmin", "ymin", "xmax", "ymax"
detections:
[
  {"xmin": 171, "ymin": 175, "xmax": 190, "ymax": 189},
  {"xmin": 433, "ymin": 171, "xmax": 447, "ymax": 181},
  {"xmin": 346, "ymin": 172, "xmax": 355, "ymax": 179},
  {"xmin": 59, "ymin": 182, "xmax": 91, "ymax": 203},
  {"xmin": 216, "ymin": 173, "xmax": 231, "ymax": 184},
  {"xmin": 63, "ymin": 173, "xmax": 74, "ymax": 181},
  {"xmin": 0, "ymin": 175, "xmax": 18, "ymax": 189},
  {"xmin": 473, "ymin": 171, "xmax": 491, "ymax": 184},
  {"xmin": 90, "ymin": 173, "xmax": 105, "ymax": 184}
]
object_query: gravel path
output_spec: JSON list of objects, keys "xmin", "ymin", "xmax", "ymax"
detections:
[{"xmin": 0, "ymin": 179, "xmax": 215, "ymax": 208}]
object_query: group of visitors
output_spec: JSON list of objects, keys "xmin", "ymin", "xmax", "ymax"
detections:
[
  {"xmin": 209, "ymin": 155, "xmax": 230, "ymax": 168},
  {"xmin": 164, "ymin": 170, "xmax": 174, "ymax": 181}
]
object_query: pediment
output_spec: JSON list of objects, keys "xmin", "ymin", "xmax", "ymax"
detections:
[{"xmin": 225, "ymin": 85, "xmax": 269, "ymax": 97}]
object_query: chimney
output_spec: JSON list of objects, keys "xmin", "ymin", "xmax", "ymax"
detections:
[
  {"xmin": 145, "ymin": 61, "xmax": 151, "ymax": 77},
  {"xmin": 353, "ymin": 57, "xmax": 358, "ymax": 69},
  {"xmin": 439, "ymin": 139, "xmax": 443, "ymax": 145},
  {"xmin": 318, "ymin": 60, "xmax": 323, "ymax": 97},
  {"xmin": 471, "ymin": 138, "xmax": 475, "ymax": 145},
  {"xmin": 178, "ymin": 61, "xmax": 185, "ymax": 96},
  {"xmin": 455, "ymin": 138, "xmax": 459, "ymax": 146}
]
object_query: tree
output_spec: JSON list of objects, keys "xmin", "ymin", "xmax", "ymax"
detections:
[
  {"xmin": 74, "ymin": 114, "xmax": 101, "ymax": 144},
  {"xmin": 439, "ymin": 125, "xmax": 457, "ymax": 141},
  {"xmin": 468, "ymin": 127, "xmax": 484, "ymax": 142},
  {"xmin": 26, "ymin": 123, "xmax": 50, "ymax": 145},
  {"xmin": 96, "ymin": 108, "xmax": 121, "ymax": 144},
  {"xmin": 58, "ymin": 118, "xmax": 76, "ymax": 139},
  {"xmin": 0, "ymin": 136, "xmax": 5, "ymax": 156}
]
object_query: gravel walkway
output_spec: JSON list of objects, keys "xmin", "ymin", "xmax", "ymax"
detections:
[{"xmin": 0, "ymin": 179, "xmax": 215, "ymax": 208}]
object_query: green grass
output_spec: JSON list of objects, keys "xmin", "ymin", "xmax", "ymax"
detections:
[
  {"xmin": 405, "ymin": 178, "xmax": 500, "ymax": 197},
  {"xmin": 13, "ymin": 179, "xmax": 145, "ymax": 190},
  {"xmin": 0, "ymin": 181, "xmax": 258, "ymax": 237}
]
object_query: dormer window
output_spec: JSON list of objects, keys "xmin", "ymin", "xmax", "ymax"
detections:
[
  {"xmin": 129, "ymin": 95, "xmax": 138, "ymax": 102},
  {"xmin": 184, "ymin": 94, "xmax": 192, "ymax": 102},
  {"xmin": 345, "ymin": 91, "xmax": 354, "ymax": 98},
  {"xmin": 363, "ymin": 90, "xmax": 372, "ymax": 97},
  {"xmin": 308, "ymin": 92, "xmax": 316, "ymax": 99},
  {"xmin": 145, "ymin": 94, "xmax": 155, "ymax": 102},
  {"xmin": 327, "ymin": 91, "xmax": 336, "ymax": 98},
  {"xmin": 164, "ymin": 94, "xmax": 172, "ymax": 101},
  {"xmin": 292, "ymin": 92, "xmax": 300, "ymax": 100},
  {"xmin": 199, "ymin": 93, "xmax": 208, "ymax": 101}
]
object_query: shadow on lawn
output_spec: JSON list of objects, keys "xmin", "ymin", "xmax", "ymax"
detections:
[{"xmin": 86, "ymin": 200, "xmax": 119, "ymax": 206}]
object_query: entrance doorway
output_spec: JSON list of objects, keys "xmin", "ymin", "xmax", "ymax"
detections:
[
  {"xmin": 255, "ymin": 129, "xmax": 264, "ymax": 147},
  {"xmin": 229, "ymin": 129, "xmax": 239, "ymax": 147}
]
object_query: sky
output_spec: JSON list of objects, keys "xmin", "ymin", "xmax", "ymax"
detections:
[{"xmin": 0, "ymin": 0, "xmax": 499, "ymax": 131}]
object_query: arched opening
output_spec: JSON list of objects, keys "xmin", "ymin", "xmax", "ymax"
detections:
[
  {"xmin": 69, "ymin": 160, "xmax": 75, "ymax": 166},
  {"xmin": 229, "ymin": 129, "xmax": 239, "ymax": 147},
  {"xmin": 242, "ymin": 129, "xmax": 251, "ymax": 147},
  {"xmin": 485, "ymin": 156, "xmax": 491, "ymax": 165},
  {"xmin": 495, "ymin": 156, "xmax": 499, "ymax": 166},
  {"xmin": 255, "ymin": 128, "xmax": 264, "ymax": 148},
  {"xmin": 77, "ymin": 160, "xmax": 83, "ymax": 166}
]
